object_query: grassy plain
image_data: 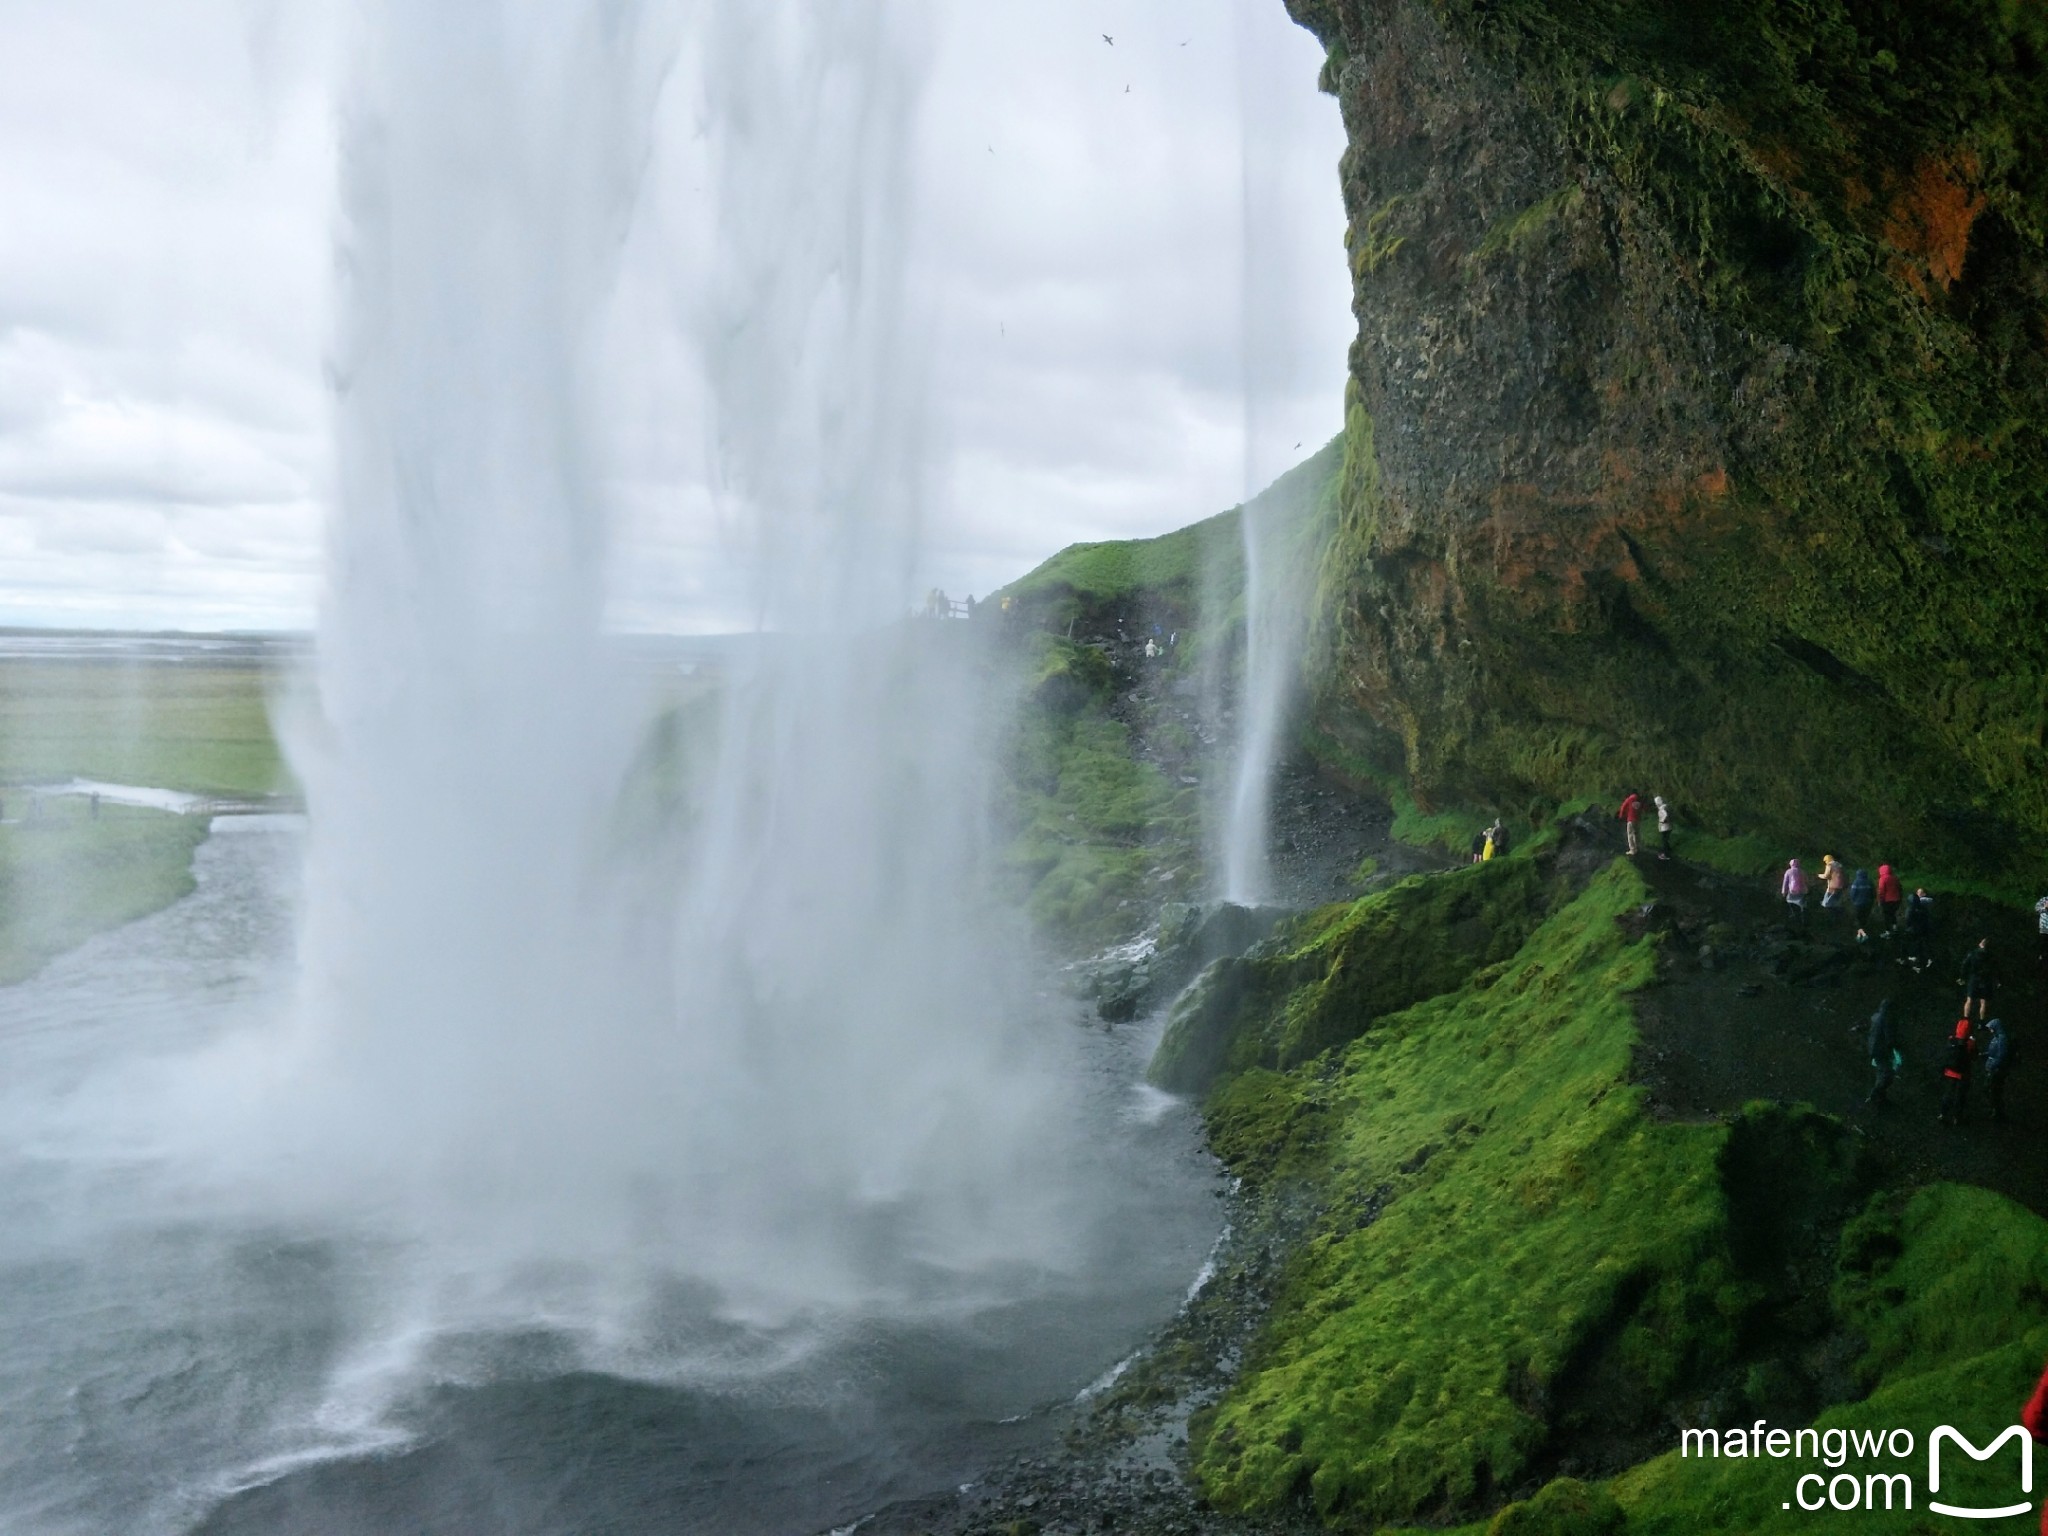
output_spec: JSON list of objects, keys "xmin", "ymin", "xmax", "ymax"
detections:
[
  {"xmin": 0, "ymin": 657, "xmax": 291, "ymax": 797},
  {"xmin": 0, "ymin": 650, "xmax": 291, "ymax": 981}
]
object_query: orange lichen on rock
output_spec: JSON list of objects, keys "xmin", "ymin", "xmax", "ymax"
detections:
[{"xmin": 1881, "ymin": 151, "xmax": 1985, "ymax": 295}]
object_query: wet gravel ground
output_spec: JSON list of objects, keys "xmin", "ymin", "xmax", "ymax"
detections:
[{"xmin": 848, "ymin": 1174, "xmax": 1331, "ymax": 1536}]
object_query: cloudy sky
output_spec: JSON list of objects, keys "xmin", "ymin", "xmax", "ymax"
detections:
[{"xmin": 0, "ymin": 1, "xmax": 1350, "ymax": 633}]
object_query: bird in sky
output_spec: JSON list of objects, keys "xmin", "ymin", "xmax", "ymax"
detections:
[
  {"xmin": 1102, "ymin": 33, "xmax": 1113, "ymax": 45},
  {"xmin": 1125, "ymin": 83, "xmax": 1131, "ymax": 92},
  {"xmin": 1294, "ymin": 441, "xmax": 1303, "ymax": 449}
]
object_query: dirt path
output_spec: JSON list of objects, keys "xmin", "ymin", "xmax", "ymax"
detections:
[{"xmin": 1628, "ymin": 847, "xmax": 2048, "ymax": 1213}]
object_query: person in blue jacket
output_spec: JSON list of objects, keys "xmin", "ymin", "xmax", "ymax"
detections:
[{"xmin": 1982, "ymin": 1017, "xmax": 2012, "ymax": 1124}]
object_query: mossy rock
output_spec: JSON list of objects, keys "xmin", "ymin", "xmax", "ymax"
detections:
[
  {"xmin": 1148, "ymin": 853, "xmax": 1557, "ymax": 1098},
  {"xmin": 1489, "ymin": 1478, "xmax": 1625, "ymax": 1536}
]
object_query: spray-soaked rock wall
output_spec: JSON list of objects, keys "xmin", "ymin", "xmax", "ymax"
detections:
[{"xmin": 1286, "ymin": 0, "xmax": 2048, "ymax": 884}]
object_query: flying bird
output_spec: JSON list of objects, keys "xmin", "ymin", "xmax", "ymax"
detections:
[
  {"xmin": 1294, "ymin": 441, "xmax": 1303, "ymax": 449},
  {"xmin": 1102, "ymin": 34, "xmax": 1113, "ymax": 45},
  {"xmin": 1125, "ymin": 83, "xmax": 1131, "ymax": 92}
]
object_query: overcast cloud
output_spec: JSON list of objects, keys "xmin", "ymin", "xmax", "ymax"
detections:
[{"xmin": 0, "ymin": 1, "xmax": 1348, "ymax": 632}]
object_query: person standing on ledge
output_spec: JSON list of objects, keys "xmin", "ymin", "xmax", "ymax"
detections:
[
  {"xmin": 1653, "ymin": 795, "xmax": 1673, "ymax": 860},
  {"xmin": 1617, "ymin": 791, "xmax": 1642, "ymax": 857},
  {"xmin": 1864, "ymin": 997, "xmax": 1897, "ymax": 1107},
  {"xmin": 1982, "ymin": 1017, "xmax": 2012, "ymax": 1124},
  {"xmin": 1900, "ymin": 886, "xmax": 1935, "ymax": 970},
  {"xmin": 1938, "ymin": 1015, "xmax": 1975, "ymax": 1126},
  {"xmin": 1780, "ymin": 857, "xmax": 1810, "ymax": 931},
  {"xmin": 1960, "ymin": 936, "xmax": 1996, "ymax": 1024}
]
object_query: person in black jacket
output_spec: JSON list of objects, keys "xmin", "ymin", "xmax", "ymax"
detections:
[
  {"xmin": 1899, "ymin": 888, "xmax": 1934, "ymax": 970},
  {"xmin": 1960, "ymin": 937, "xmax": 1996, "ymax": 1023},
  {"xmin": 1865, "ymin": 999, "xmax": 1897, "ymax": 1107}
]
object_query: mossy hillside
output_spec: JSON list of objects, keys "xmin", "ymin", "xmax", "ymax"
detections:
[
  {"xmin": 1613, "ymin": 1182, "xmax": 2048, "ymax": 1533},
  {"xmin": 999, "ymin": 436, "xmax": 1344, "ymax": 672},
  {"xmin": 1148, "ymin": 854, "xmax": 1552, "ymax": 1096},
  {"xmin": 1191, "ymin": 864, "xmax": 1750, "ymax": 1524},
  {"xmin": 997, "ymin": 634, "xmax": 1200, "ymax": 947},
  {"xmin": 1287, "ymin": 0, "xmax": 2048, "ymax": 893},
  {"xmin": 0, "ymin": 801, "xmax": 209, "ymax": 984},
  {"xmin": 1000, "ymin": 507, "xmax": 1241, "ymax": 638}
]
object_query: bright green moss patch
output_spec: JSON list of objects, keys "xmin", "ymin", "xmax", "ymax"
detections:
[
  {"xmin": 1149, "ymin": 855, "xmax": 1553, "ymax": 1095},
  {"xmin": 1001, "ymin": 509, "xmax": 1240, "ymax": 613},
  {"xmin": 0, "ymin": 801, "xmax": 209, "ymax": 984},
  {"xmin": 1191, "ymin": 863, "xmax": 1744, "ymax": 1523},
  {"xmin": 1487, "ymin": 1477, "xmax": 1624, "ymax": 1536},
  {"xmin": 1613, "ymin": 1183, "xmax": 2048, "ymax": 1533}
]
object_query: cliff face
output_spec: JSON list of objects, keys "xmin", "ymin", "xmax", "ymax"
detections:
[{"xmin": 1287, "ymin": 0, "xmax": 2048, "ymax": 882}]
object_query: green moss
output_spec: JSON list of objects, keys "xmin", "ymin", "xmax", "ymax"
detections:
[
  {"xmin": 1000, "ymin": 510, "xmax": 1240, "ymax": 612},
  {"xmin": 1000, "ymin": 704, "xmax": 1197, "ymax": 947},
  {"xmin": 1487, "ymin": 1478, "xmax": 1625, "ymax": 1536},
  {"xmin": 1472, "ymin": 185, "xmax": 1587, "ymax": 261},
  {"xmin": 1191, "ymin": 863, "xmax": 1739, "ymax": 1523},
  {"xmin": 0, "ymin": 801, "xmax": 209, "ymax": 984},
  {"xmin": 1613, "ymin": 1183, "xmax": 2048, "ymax": 1533},
  {"xmin": 1148, "ymin": 855, "xmax": 1554, "ymax": 1095}
]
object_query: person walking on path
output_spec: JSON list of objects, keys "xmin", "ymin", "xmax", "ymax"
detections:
[
  {"xmin": 1780, "ymin": 858, "xmax": 1810, "ymax": 931},
  {"xmin": 1818, "ymin": 855, "xmax": 1849, "ymax": 920},
  {"xmin": 1982, "ymin": 1017, "xmax": 2013, "ymax": 1124},
  {"xmin": 1938, "ymin": 1016, "xmax": 1975, "ymax": 1126},
  {"xmin": 1960, "ymin": 937, "xmax": 1997, "ymax": 1023},
  {"xmin": 1865, "ymin": 998, "xmax": 1898, "ymax": 1106},
  {"xmin": 1900, "ymin": 887, "xmax": 1934, "ymax": 970},
  {"xmin": 1877, "ymin": 863, "xmax": 1904, "ymax": 933},
  {"xmin": 1653, "ymin": 795, "xmax": 1673, "ymax": 860},
  {"xmin": 1849, "ymin": 867, "xmax": 1875, "ymax": 941},
  {"xmin": 1617, "ymin": 792, "xmax": 1643, "ymax": 856}
]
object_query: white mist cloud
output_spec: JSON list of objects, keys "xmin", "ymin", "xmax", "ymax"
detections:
[{"xmin": 0, "ymin": 0, "xmax": 1348, "ymax": 631}]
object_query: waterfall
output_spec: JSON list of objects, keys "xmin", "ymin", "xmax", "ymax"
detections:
[{"xmin": 260, "ymin": 0, "xmax": 1083, "ymax": 1368}]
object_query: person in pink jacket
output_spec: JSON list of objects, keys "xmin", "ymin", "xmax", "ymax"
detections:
[{"xmin": 1780, "ymin": 858, "xmax": 1810, "ymax": 931}]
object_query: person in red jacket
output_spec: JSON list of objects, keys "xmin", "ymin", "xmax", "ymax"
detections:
[
  {"xmin": 2024, "ymin": 1360, "xmax": 2048, "ymax": 1535},
  {"xmin": 1938, "ymin": 1017, "xmax": 1976, "ymax": 1126},
  {"xmin": 1876, "ymin": 863, "xmax": 1904, "ymax": 932},
  {"xmin": 1617, "ymin": 791, "xmax": 1642, "ymax": 857}
]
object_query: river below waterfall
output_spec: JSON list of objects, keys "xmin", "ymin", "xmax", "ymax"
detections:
[{"xmin": 0, "ymin": 820, "xmax": 1222, "ymax": 1536}]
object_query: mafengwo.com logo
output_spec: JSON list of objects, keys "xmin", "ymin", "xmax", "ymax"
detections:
[{"xmin": 1681, "ymin": 1419, "xmax": 2034, "ymax": 1518}]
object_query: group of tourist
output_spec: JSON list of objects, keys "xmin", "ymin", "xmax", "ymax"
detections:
[
  {"xmin": 1613, "ymin": 790, "xmax": 1673, "ymax": 861},
  {"xmin": 1612, "ymin": 789, "xmax": 2032, "ymax": 1131},
  {"xmin": 1777, "ymin": 855, "xmax": 1934, "ymax": 952},
  {"xmin": 1466, "ymin": 818, "xmax": 1511, "ymax": 863},
  {"xmin": 1867, "ymin": 993, "xmax": 2014, "ymax": 1126}
]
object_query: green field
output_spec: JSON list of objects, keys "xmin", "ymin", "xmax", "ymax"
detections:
[
  {"xmin": 0, "ymin": 652, "xmax": 291, "ymax": 982},
  {"xmin": 0, "ymin": 798, "xmax": 212, "ymax": 984},
  {"xmin": 0, "ymin": 658, "xmax": 291, "ymax": 798}
]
